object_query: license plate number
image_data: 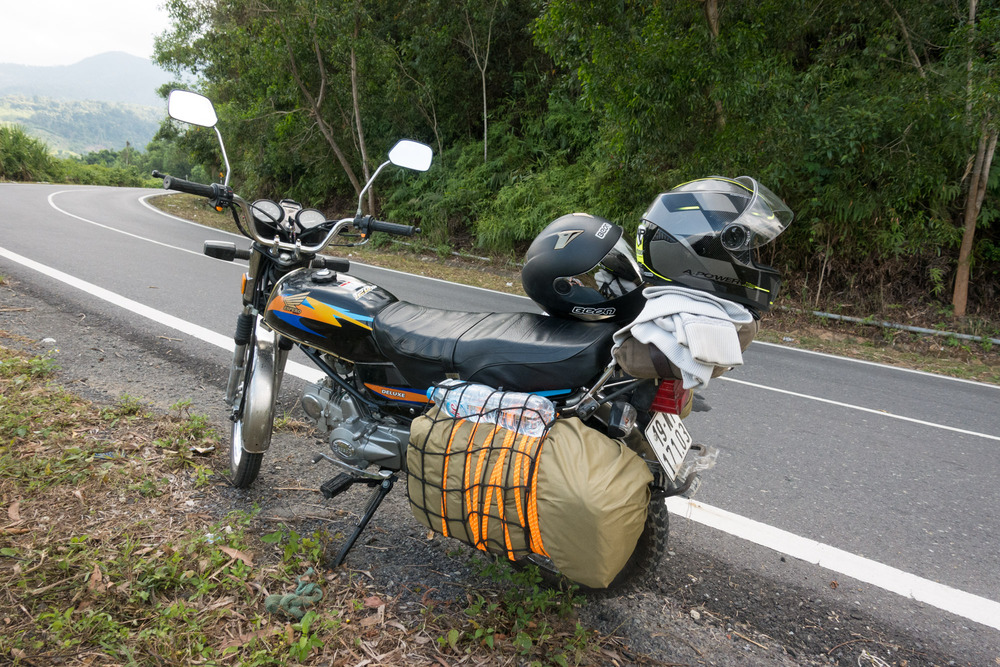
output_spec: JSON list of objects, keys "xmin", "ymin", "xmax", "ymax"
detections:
[{"xmin": 644, "ymin": 412, "xmax": 692, "ymax": 482}]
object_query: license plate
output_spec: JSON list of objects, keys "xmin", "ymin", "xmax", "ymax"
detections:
[{"xmin": 644, "ymin": 411, "xmax": 692, "ymax": 482}]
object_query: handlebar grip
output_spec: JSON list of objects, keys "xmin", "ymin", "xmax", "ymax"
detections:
[
  {"xmin": 367, "ymin": 218, "xmax": 418, "ymax": 237},
  {"xmin": 156, "ymin": 172, "xmax": 217, "ymax": 199},
  {"xmin": 204, "ymin": 241, "xmax": 252, "ymax": 262}
]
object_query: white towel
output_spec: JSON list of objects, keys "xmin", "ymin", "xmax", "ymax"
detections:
[{"xmin": 613, "ymin": 286, "xmax": 752, "ymax": 389}]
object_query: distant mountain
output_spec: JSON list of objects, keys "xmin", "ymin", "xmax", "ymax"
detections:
[
  {"xmin": 0, "ymin": 52, "xmax": 173, "ymax": 107},
  {"xmin": 0, "ymin": 52, "xmax": 175, "ymax": 155}
]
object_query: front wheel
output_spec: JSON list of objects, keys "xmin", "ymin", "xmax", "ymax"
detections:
[
  {"xmin": 230, "ymin": 416, "xmax": 263, "ymax": 488},
  {"xmin": 517, "ymin": 496, "xmax": 669, "ymax": 595}
]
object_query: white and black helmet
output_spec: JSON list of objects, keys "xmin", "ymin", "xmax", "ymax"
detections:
[
  {"xmin": 521, "ymin": 213, "xmax": 645, "ymax": 322},
  {"xmin": 636, "ymin": 176, "xmax": 794, "ymax": 315}
]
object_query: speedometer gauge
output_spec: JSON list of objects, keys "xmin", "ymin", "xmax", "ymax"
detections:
[
  {"xmin": 251, "ymin": 199, "xmax": 283, "ymax": 225},
  {"xmin": 295, "ymin": 208, "xmax": 327, "ymax": 230}
]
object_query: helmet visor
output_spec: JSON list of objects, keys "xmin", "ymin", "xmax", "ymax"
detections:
[
  {"xmin": 731, "ymin": 176, "xmax": 794, "ymax": 249},
  {"xmin": 554, "ymin": 236, "xmax": 643, "ymax": 302},
  {"xmin": 643, "ymin": 176, "xmax": 794, "ymax": 252}
]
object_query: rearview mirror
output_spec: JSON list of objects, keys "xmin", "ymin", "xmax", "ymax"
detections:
[
  {"xmin": 167, "ymin": 89, "xmax": 218, "ymax": 128},
  {"xmin": 388, "ymin": 140, "xmax": 433, "ymax": 172}
]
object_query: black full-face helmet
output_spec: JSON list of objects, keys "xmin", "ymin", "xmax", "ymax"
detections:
[
  {"xmin": 522, "ymin": 213, "xmax": 646, "ymax": 323},
  {"xmin": 636, "ymin": 176, "xmax": 793, "ymax": 315}
]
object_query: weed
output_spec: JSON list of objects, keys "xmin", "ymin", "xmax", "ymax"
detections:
[
  {"xmin": 127, "ymin": 478, "xmax": 163, "ymax": 497},
  {"xmin": 0, "ymin": 352, "xmax": 57, "ymax": 380},
  {"xmin": 101, "ymin": 393, "xmax": 148, "ymax": 423},
  {"xmin": 191, "ymin": 464, "xmax": 215, "ymax": 488},
  {"xmin": 261, "ymin": 528, "xmax": 328, "ymax": 567},
  {"xmin": 272, "ymin": 411, "xmax": 310, "ymax": 433},
  {"xmin": 152, "ymin": 405, "xmax": 219, "ymax": 469},
  {"xmin": 287, "ymin": 610, "xmax": 331, "ymax": 662},
  {"xmin": 432, "ymin": 556, "xmax": 591, "ymax": 663}
]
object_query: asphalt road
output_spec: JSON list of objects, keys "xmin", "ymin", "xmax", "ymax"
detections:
[{"xmin": 2, "ymin": 182, "xmax": 999, "ymax": 664}]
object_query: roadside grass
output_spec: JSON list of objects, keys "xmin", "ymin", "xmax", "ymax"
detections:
[
  {"xmin": 146, "ymin": 193, "xmax": 999, "ymax": 385},
  {"xmin": 0, "ymin": 345, "xmax": 628, "ymax": 666}
]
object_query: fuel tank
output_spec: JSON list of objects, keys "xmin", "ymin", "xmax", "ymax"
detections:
[{"xmin": 263, "ymin": 268, "xmax": 397, "ymax": 362}]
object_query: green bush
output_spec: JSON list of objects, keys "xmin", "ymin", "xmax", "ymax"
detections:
[{"xmin": 0, "ymin": 125, "xmax": 57, "ymax": 181}]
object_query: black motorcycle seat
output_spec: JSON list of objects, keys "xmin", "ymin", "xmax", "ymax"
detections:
[{"xmin": 371, "ymin": 301, "xmax": 619, "ymax": 392}]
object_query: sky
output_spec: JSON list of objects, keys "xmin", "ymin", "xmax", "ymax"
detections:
[{"xmin": 0, "ymin": 0, "xmax": 173, "ymax": 67}]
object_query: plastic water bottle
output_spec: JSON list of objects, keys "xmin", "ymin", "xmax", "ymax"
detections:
[
  {"xmin": 426, "ymin": 380, "xmax": 556, "ymax": 437},
  {"xmin": 426, "ymin": 379, "xmax": 493, "ymax": 421}
]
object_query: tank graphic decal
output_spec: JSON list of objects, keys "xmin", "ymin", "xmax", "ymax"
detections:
[
  {"xmin": 268, "ymin": 292, "xmax": 374, "ymax": 333},
  {"xmin": 364, "ymin": 383, "xmax": 430, "ymax": 404}
]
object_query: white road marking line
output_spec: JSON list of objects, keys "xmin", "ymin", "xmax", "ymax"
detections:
[
  {"xmin": 720, "ymin": 376, "xmax": 1000, "ymax": 442},
  {"xmin": 666, "ymin": 496, "xmax": 1000, "ymax": 632},
  {"xmin": 47, "ymin": 191, "xmax": 207, "ymax": 259},
  {"xmin": 752, "ymin": 340, "xmax": 1000, "ymax": 390},
  {"xmin": 0, "ymin": 246, "xmax": 324, "ymax": 384},
  {"xmin": 3, "ymin": 244, "xmax": 998, "ymax": 633}
]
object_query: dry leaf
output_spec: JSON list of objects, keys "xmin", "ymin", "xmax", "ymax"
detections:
[
  {"xmin": 359, "ymin": 614, "xmax": 381, "ymax": 627},
  {"xmin": 220, "ymin": 625, "xmax": 279, "ymax": 650},
  {"xmin": 363, "ymin": 596, "xmax": 384, "ymax": 608},
  {"xmin": 218, "ymin": 546, "xmax": 254, "ymax": 567},
  {"xmin": 87, "ymin": 563, "xmax": 104, "ymax": 593},
  {"xmin": 8, "ymin": 501, "xmax": 20, "ymax": 522}
]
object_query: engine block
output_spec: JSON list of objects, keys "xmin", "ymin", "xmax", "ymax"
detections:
[{"xmin": 301, "ymin": 381, "xmax": 409, "ymax": 470}]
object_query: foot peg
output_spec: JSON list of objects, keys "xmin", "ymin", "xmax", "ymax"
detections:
[{"xmin": 320, "ymin": 473, "xmax": 355, "ymax": 500}]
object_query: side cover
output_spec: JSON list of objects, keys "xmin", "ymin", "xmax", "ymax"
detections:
[{"xmin": 264, "ymin": 269, "xmax": 397, "ymax": 362}]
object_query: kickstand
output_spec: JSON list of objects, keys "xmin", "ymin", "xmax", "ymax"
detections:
[{"xmin": 330, "ymin": 473, "xmax": 397, "ymax": 568}]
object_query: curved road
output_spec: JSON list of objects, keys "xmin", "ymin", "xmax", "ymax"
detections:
[{"xmin": 2, "ymin": 182, "xmax": 998, "ymax": 663}]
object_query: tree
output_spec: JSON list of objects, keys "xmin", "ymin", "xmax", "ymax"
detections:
[
  {"xmin": 457, "ymin": 0, "xmax": 501, "ymax": 162},
  {"xmin": 953, "ymin": 0, "xmax": 1000, "ymax": 318}
]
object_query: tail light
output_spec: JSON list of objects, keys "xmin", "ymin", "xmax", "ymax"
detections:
[{"xmin": 651, "ymin": 379, "xmax": 691, "ymax": 415}]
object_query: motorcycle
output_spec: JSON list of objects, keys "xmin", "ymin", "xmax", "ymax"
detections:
[{"xmin": 156, "ymin": 89, "xmax": 729, "ymax": 591}]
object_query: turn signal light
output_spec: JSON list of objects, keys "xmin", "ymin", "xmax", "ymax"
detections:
[
  {"xmin": 651, "ymin": 379, "xmax": 691, "ymax": 415},
  {"xmin": 241, "ymin": 273, "xmax": 248, "ymax": 294}
]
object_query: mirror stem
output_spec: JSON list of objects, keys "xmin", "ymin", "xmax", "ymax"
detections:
[
  {"xmin": 215, "ymin": 126, "xmax": 232, "ymax": 187},
  {"xmin": 356, "ymin": 159, "xmax": 390, "ymax": 217}
]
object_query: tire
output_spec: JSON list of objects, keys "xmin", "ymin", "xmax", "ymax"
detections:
[
  {"xmin": 230, "ymin": 416, "xmax": 264, "ymax": 488},
  {"xmin": 516, "ymin": 496, "xmax": 669, "ymax": 595}
]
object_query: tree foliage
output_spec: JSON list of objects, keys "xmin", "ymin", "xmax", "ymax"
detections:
[{"xmin": 151, "ymin": 0, "xmax": 1000, "ymax": 317}]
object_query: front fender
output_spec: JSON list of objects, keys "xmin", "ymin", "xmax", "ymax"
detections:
[{"xmin": 241, "ymin": 329, "xmax": 277, "ymax": 454}]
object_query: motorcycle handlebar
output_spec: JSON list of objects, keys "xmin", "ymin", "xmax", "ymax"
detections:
[
  {"xmin": 154, "ymin": 172, "xmax": 416, "ymax": 255},
  {"xmin": 153, "ymin": 170, "xmax": 218, "ymax": 199}
]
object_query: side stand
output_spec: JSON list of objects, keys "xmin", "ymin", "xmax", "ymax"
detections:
[{"xmin": 330, "ymin": 473, "xmax": 397, "ymax": 568}]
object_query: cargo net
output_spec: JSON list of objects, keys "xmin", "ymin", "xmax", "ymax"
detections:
[{"xmin": 406, "ymin": 384, "xmax": 556, "ymax": 563}]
